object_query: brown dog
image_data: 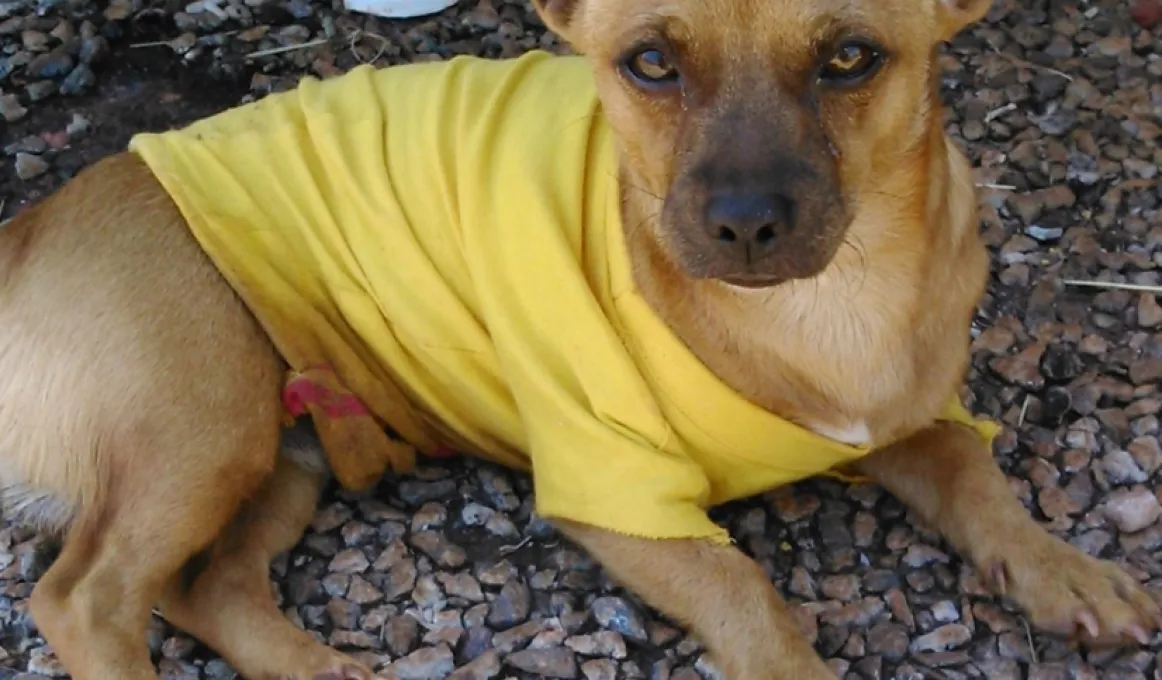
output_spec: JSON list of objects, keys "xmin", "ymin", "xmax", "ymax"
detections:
[{"xmin": 0, "ymin": 0, "xmax": 1158, "ymax": 678}]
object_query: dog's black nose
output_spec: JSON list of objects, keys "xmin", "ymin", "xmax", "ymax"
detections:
[{"xmin": 704, "ymin": 192, "xmax": 796, "ymax": 262}]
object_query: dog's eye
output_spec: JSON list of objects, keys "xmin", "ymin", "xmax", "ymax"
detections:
[
  {"xmin": 819, "ymin": 41, "xmax": 882, "ymax": 85},
  {"xmin": 624, "ymin": 48, "xmax": 680, "ymax": 86}
]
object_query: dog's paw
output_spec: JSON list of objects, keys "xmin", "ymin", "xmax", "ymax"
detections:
[{"xmin": 982, "ymin": 530, "xmax": 1161, "ymax": 646}]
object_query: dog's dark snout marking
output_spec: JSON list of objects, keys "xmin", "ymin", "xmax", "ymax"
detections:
[{"xmin": 704, "ymin": 192, "xmax": 795, "ymax": 262}]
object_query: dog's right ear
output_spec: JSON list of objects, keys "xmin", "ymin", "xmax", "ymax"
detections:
[{"xmin": 530, "ymin": 0, "xmax": 582, "ymax": 45}]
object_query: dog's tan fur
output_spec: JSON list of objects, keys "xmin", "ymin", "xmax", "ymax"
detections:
[{"xmin": 0, "ymin": 0, "xmax": 1158, "ymax": 678}]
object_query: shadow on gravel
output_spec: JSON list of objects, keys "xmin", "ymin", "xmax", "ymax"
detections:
[{"xmin": 1, "ymin": 35, "xmax": 248, "ymax": 218}]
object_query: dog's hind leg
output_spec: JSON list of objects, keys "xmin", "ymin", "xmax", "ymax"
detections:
[
  {"xmin": 28, "ymin": 411, "xmax": 283, "ymax": 680},
  {"xmin": 0, "ymin": 153, "xmax": 287, "ymax": 679},
  {"xmin": 157, "ymin": 438, "xmax": 379, "ymax": 680}
]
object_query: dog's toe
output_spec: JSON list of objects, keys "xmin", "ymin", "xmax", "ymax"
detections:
[{"xmin": 985, "ymin": 531, "xmax": 1161, "ymax": 646}]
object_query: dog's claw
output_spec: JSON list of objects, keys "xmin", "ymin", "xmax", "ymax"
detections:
[
  {"xmin": 1076, "ymin": 609, "xmax": 1100, "ymax": 639},
  {"xmin": 1129, "ymin": 623, "xmax": 1152, "ymax": 645},
  {"xmin": 983, "ymin": 530, "xmax": 1161, "ymax": 647},
  {"xmin": 986, "ymin": 560, "xmax": 1008, "ymax": 596}
]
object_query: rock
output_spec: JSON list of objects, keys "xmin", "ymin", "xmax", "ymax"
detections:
[
  {"xmin": 78, "ymin": 35, "xmax": 109, "ymax": 63},
  {"xmin": 461, "ymin": 626, "xmax": 494, "ymax": 661},
  {"xmin": 492, "ymin": 619, "xmax": 542, "ymax": 654},
  {"xmin": 0, "ymin": 93, "xmax": 26, "ymax": 122},
  {"xmin": 14, "ymin": 152, "xmax": 49, "ymax": 180},
  {"xmin": 58, "ymin": 63, "xmax": 94, "ymax": 94},
  {"xmin": 388, "ymin": 644, "xmax": 455, "ymax": 680},
  {"xmin": 1139, "ymin": 295, "xmax": 1162, "ymax": 328},
  {"xmin": 26, "ymin": 647, "xmax": 68, "ymax": 677},
  {"xmin": 1101, "ymin": 449, "xmax": 1149, "ymax": 485},
  {"xmin": 461, "ymin": 502, "xmax": 494, "ymax": 526},
  {"xmin": 487, "ymin": 579, "xmax": 530, "ymax": 629},
  {"xmin": 447, "ymin": 650, "xmax": 501, "ymax": 680},
  {"xmin": 397, "ymin": 479, "xmax": 456, "ymax": 506},
  {"xmin": 329, "ymin": 548, "xmax": 370, "ymax": 573},
  {"xmin": 25, "ymin": 48, "xmax": 72, "ymax": 79},
  {"xmin": 65, "ymin": 112, "xmax": 91, "ymax": 139},
  {"xmin": 506, "ymin": 647, "xmax": 578, "ymax": 678},
  {"xmin": 591, "ymin": 596, "xmax": 648, "ymax": 643},
  {"xmin": 25, "ymin": 80, "xmax": 57, "ymax": 101},
  {"xmin": 1132, "ymin": 0, "xmax": 1161, "ymax": 27},
  {"xmin": 565, "ymin": 631, "xmax": 627, "ymax": 659},
  {"xmin": 990, "ymin": 344, "xmax": 1046, "ymax": 390},
  {"xmin": 410, "ymin": 531, "xmax": 466, "ymax": 568},
  {"xmin": 385, "ymin": 558, "xmax": 418, "ymax": 600},
  {"xmin": 1102, "ymin": 488, "xmax": 1162, "ymax": 533},
  {"xmin": 931, "ymin": 601, "xmax": 960, "ymax": 623},
  {"xmin": 203, "ymin": 659, "xmax": 237, "ymax": 679},
  {"xmin": 867, "ymin": 621, "xmax": 909, "ymax": 661},
  {"xmin": 439, "ymin": 572, "xmax": 484, "ymax": 601},
  {"xmin": 579, "ymin": 658, "xmax": 617, "ymax": 680},
  {"xmin": 909, "ymin": 624, "xmax": 972, "ymax": 654},
  {"xmin": 346, "ymin": 575, "xmax": 383, "ymax": 604}
]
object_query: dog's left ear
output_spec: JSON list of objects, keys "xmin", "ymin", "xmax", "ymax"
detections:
[
  {"xmin": 935, "ymin": 0, "xmax": 993, "ymax": 41},
  {"xmin": 529, "ymin": 0, "xmax": 582, "ymax": 45}
]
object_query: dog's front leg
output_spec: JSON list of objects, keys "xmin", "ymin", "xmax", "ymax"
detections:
[
  {"xmin": 557, "ymin": 520, "xmax": 838, "ymax": 679},
  {"xmin": 855, "ymin": 421, "xmax": 1161, "ymax": 645}
]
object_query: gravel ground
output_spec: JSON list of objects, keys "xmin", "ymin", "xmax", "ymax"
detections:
[{"xmin": 2, "ymin": 0, "xmax": 1162, "ymax": 677}]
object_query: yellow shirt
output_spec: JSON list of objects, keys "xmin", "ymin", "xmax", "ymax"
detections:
[{"xmin": 129, "ymin": 50, "xmax": 999, "ymax": 544}]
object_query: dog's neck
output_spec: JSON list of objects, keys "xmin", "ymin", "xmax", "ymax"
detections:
[{"xmin": 620, "ymin": 120, "xmax": 987, "ymax": 449}]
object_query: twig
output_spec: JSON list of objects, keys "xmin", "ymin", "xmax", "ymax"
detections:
[
  {"xmin": 497, "ymin": 535, "xmax": 533, "ymax": 555},
  {"xmin": 130, "ymin": 29, "xmax": 240, "ymax": 50},
  {"xmin": 130, "ymin": 39, "xmax": 174, "ymax": 48},
  {"xmin": 976, "ymin": 182, "xmax": 1018, "ymax": 191},
  {"xmin": 245, "ymin": 38, "xmax": 330, "ymax": 60},
  {"xmin": 991, "ymin": 47, "xmax": 1074, "ymax": 81},
  {"xmin": 984, "ymin": 103, "xmax": 1017, "ymax": 123},
  {"xmin": 1059, "ymin": 278, "xmax": 1162, "ymax": 294},
  {"xmin": 1022, "ymin": 616, "xmax": 1040, "ymax": 663},
  {"xmin": 1017, "ymin": 394, "xmax": 1031, "ymax": 428},
  {"xmin": 348, "ymin": 29, "xmax": 391, "ymax": 64}
]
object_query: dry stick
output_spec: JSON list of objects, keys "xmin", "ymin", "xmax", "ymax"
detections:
[
  {"xmin": 1022, "ymin": 617, "xmax": 1040, "ymax": 664},
  {"xmin": 984, "ymin": 102, "xmax": 1017, "ymax": 123},
  {"xmin": 1059, "ymin": 278, "xmax": 1162, "ymax": 294},
  {"xmin": 129, "ymin": 39, "xmax": 174, "ymax": 48},
  {"xmin": 348, "ymin": 29, "xmax": 391, "ymax": 64},
  {"xmin": 990, "ymin": 47, "xmax": 1074, "ymax": 82},
  {"xmin": 130, "ymin": 29, "xmax": 240, "ymax": 49},
  {"xmin": 1017, "ymin": 394, "xmax": 1031, "ymax": 428},
  {"xmin": 497, "ymin": 535, "xmax": 533, "ymax": 555},
  {"xmin": 246, "ymin": 38, "xmax": 331, "ymax": 59}
]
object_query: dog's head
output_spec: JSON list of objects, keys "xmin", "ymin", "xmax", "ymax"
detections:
[{"xmin": 532, "ymin": 0, "xmax": 992, "ymax": 288}]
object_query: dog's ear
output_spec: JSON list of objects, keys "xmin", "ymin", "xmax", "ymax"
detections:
[
  {"xmin": 530, "ymin": 0, "xmax": 582, "ymax": 44},
  {"xmin": 935, "ymin": 0, "xmax": 993, "ymax": 41}
]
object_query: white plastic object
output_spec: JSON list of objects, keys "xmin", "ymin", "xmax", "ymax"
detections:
[{"xmin": 343, "ymin": 0, "xmax": 458, "ymax": 18}]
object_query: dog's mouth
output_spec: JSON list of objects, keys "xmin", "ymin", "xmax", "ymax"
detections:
[{"xmin": 719, "ymin": 274, "xmax": 786, "ymax": 289}]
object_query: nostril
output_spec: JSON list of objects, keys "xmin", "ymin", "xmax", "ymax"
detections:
[{"xmin": 704, "ymin": 192, "xmax": 795, "ymax": 251}]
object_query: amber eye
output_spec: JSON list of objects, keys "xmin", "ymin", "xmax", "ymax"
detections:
[
  {"xmin": 819, "ymin": 40, "xmax": 882, "ymax": 85},
  {"xmin": 624, "ymin": 48, "xmax": 680, "ymax": 87}
]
